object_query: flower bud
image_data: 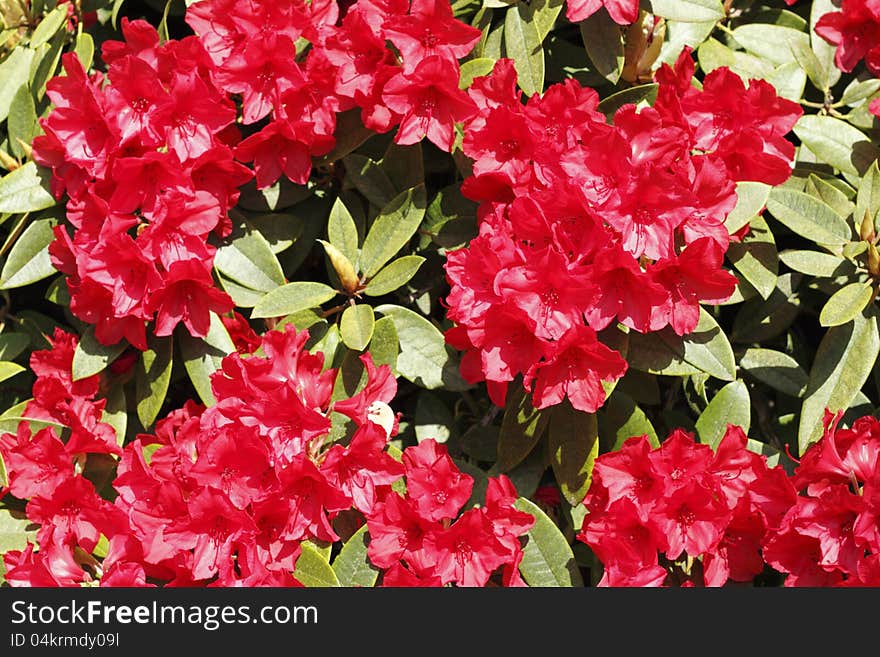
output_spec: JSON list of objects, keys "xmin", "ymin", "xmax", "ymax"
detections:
[
  {"xmin": 860, "ymin": 209, "xmax": 876, "ymax": 243},
  {"xmin": 318, "ymin": 239, "xmax": 360, "ymax": 294},
  {"xmin": 868, "ymin": 243, "xmax": 880, "ymax": 278}
]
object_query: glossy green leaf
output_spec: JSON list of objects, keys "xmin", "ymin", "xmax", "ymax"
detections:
[
  {"xmin": 732, "ymin": 273, "xmax": 802, "ymax": 343},
  {"xmin": 294, "ymin": 543, "xmax": 340, "ymax": 587},
  {"xmin": 579, "ymin": 8, "xmax": 623, "ymax": 84},
  {"xmin": 524, "ymin": 0, "xmax": 563, "ymax": 41},
  {"xmin": 342, "ymin": 153, "xmax": 397, "ymax": 208},
  {"xmin": 648, "ymin": 0, "xmax": 724, "ymax": 22},
  {"xmin": 778, "ymin": 249, "xmax": 848, "ymax": 277},
  {"xmin": 102, "ymin": 383, "xmax": 127, "ymax": 447},
  {"xmin": 697, "ymin": 37, "xmax": 773, "ymax": 80},
  {"xmin": 739, "ymin": 348, "xmax": 808, "ymax": 397},
  {"xmin": 421, "ymin": 184, "xmax": 478, "ymax": 250},
  {"xmin": 730, "ymin": 24, "xmax": 810, "ymax": 67},
  {"xmin": 375, "ymin": 304, "xmax": 468, "ymax": 390},
  {"xmin": 74, "ymin": 31, "xmax": 95, "ymax": 71},
  {"xmin": 459, "ymin": 58, "xmax": 496, "ymax": 88},
  {"xmin": 0, "ymin": 509, "xmax": 36, "ymax": 556},
  {"xmin": 0, "ymin": 361, "xmax": 24, "ymax": 384},
  {"xmin": 819, "ymin": 282, "xmax": 875, "ymax": 327},
  {"xmin": 135, "ymin": 335, "xmax": 173, "ymax": 429},
  {"xmin": 795, "ymin": 115, "xmax": 880, "ymax": 176},
  {"xmin": 379, "ymin": 142, "xmax": 424, "ymax": 195},
  {"xmin": 726, "ymin": 182, "xmax": 771, "ymax": 235},
  {"xmin": 766, "ymin": 188, "xmax": 852, "ymax": 245},
  {"xmin": 548, "ymin": 402, "xmax": 598, "ymax": 506},
  {"xmin": 332, "ymin": 525, "xmax": 379, "ymax": 588},
  {"xmin": 415, "ymin": 391, "xmax": 453, "ymax": 444},
  {"xmin": 30, "ymin": 4, "xmax": 68, "ymax": 48},
  {"xmin": 179, "ymin": 313, "xmax": 235, "ymax": 407},
  {"xmin": 364, "ymin": 255, "xmax": 425, "ymax": 296},
  {"xmin": 0, "ymin": 217, "xmax": 56, "ymax": 289},
  {"xmin": 252, "ymin": 282, "xmax": 338, "ymax": 319},
  {"xmin": 315, "ymin": 109, "xmax": 374, "ymax": 165},
  {"xmin": 810, "ymin": 0, "xmax": 841, "ymax": 89},
  {"xmin": 503, "ymin": 3, "xmax": 544, "ymax": 97},
  {"xmin": 72, "ymin": 327, "xmax": 127, "ymax": 381},
  {"xmin": 799, "ymin": 308, "xmax": 880, "ymax": 453},
  {"xmin": 0, "ymin": 162, "xmax": 55, "ymax": 213},
  {"xmin": 328, "ymin": 196, "xmax": 360, "ymax": 267},
  {"xmin": 695, "ymin": 380, "xmax": 751, "ymax": 448},
  {"xmin": 496, "ymin": 385, "xmax": 549, "ymax": 473},
  {"xmin": 515, "ymin": 497, "xmax": 583, "ymax": 587},
  {"xmin": 8, "ymin": 84, "xmax": 37, "ymax": 160},
  {"xmin": 0, "ymin": 333, "xmax": 29, "ymax": 361},
  {"xmin": 628, "ymin": 307, "xmax": 736, "ymax": 381},
  {"xmin": 601, "ymin": 391, "xmax": 660, "ymax": 450},
  {"xmin": 727, "ymin": 214, "xmax": 778, "ymax": 300},
  {"xmin": 369, "ymin": 316, "xmax": 399, "ymax": 373},
  {"xmin": 857, "ymin": 161, "xmax": 880, "ymax": 232},
  {"xmin": 0, "ymin": 47, "xmax": 34, "ymax": 123},
  {"xmin": 597, "ymin": 84, "xmax": 658, "ymax": 120},
  {"xmin": 340, "ymin": 304, "xmax": 375, "ymax": 351},
  {"xmin": 788, "ymin": 34, "xmax": 827, "ymax": 91},
  {"xmin": 806, "ymin": 175, "xmax": 855, "ymax": 219},
  {"xmin": 359, "ymin": 184, "xmax": 427, "ymax": 278},
  {"xmin": 214, "ymin": 217, "xmax": 286, "ymax": 293},
  {"xmin": 839, "ymin": 78, "xmax": 880, "ymax": 107}
]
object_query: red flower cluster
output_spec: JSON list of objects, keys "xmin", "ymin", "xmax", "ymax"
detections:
[
  {"xmin": 577, "ymin": 427, "xmax": 796, "ymax": 587},
  {"xmin": 565, "ymin": 0, "xmax": 639, "ymax": 26},
  {"xmin": 816, "ymin": 0, "xmax": 880, "ymax": 117},
  {"xmin": 33, "ymin": 20, "xmax": 249, "ymax": 350},
  {"xmin": 0, "ymin": 327, "xmax": 532, "ymax": 587},
  {"xmin": 444, "ymin": 51, "xmax": 801, "ymax": 412},
  {"xmin": 763, "ymin": 411, "xmax": 880, "ymax": 586},
  {"xmin": 367, "ymin": 439, "xmax": 533, "ymax": 586}
]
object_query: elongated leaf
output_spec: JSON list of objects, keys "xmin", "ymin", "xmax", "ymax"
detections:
[
  {"xmin": 315, "ymin": 108, "xmax": 374, "ymax": 165},
  {"xmin": 179, "ymin": 313, "xmax": 235, "ymax": 407},
  {"xmin": 601, "ymin": 391, "xmax": 660, "ymax": 450},
  {"xmin": 0, "ymin": 162, "xmax": 55, "ymax": 214},
  {"xmin": 364, "ymin": 256, "xmax": 425, "ymax": 296},
  {"xmin": 0, "ymin": 361, "xmax": 24, "ymax": 384},
  {"xmin": 102, "ymin": 383, "xmax": 127, "ymax": 447},
  {"xmin": 72, "ymin": 327, "xmax": 127, "ymax": 381},
  {"xmin": 369, "ymin": 316, "xmax": 399, "ymax": 373},
  {"xmin": 214, "ymin": 218, "xmax": 285, "ymax": 293},
  {"xmin": 0, "ymin": 47, "xmax": 34, "ymax": 123},
  {"xmin": 374, "ymin": 304, "xmax": 469, "ymax": 390},
  {"xmin": 340, "ymin": 304, "xmax": 375, "ymax": 351},
  {"xmin": 503, "ymin": 3, "xmax": 544, "ymax": 97},
  {"xmin": 327, "ymin": 196, "xmax": 360, "ymax": 266},
  {"xmin": 698, "ymin": 37, "xmax": 774, "ymax": 80},
  {"xmin": 0, "ymin": 217, "xmax": 56, "ymax": 289},
  {"xmin": 840, "ymin": 79, "xmax": 880, "ymax": 107},
  {"xmin": 515, "ymin": 497, "xmax": 583, "ymax": 587},
  {"xmin": 819, "ymin": 282, "xmax": 875, "ymax": 327},
  {"xmin": 0, "ymin": 509, "xmax": 36, "ymax": 556},
  {"xmin": 31, "ymin": 4, "xmax": 69, "ymax": 48},
  {"xmin": 8, "ymin": 84, "xmax": 37, "ymax": 160},
  {"xmin": 810, "ymin": 0, "xmax": 841, "ymax": 89},
  {"xmin": 579, "ymin": 9, "xmax": 623, "ymax": 84},
  {"xmin": 726, "ymin": 182, "xmax": 771, "ymax": 235},
  {"xmin": 359, "ymin": 185, "xmax": 427, "ymax": 278},
  {"xmin": 778, "ymin": 249, "xmax": 848, "ymax": 277},
  {"xmin": 731, "ymin": 24, "xmax": 810, "ymax": 66},
  {"xmin": 135, "ymin": 336, "xmax": 173, "ymax": 429},
  {"xmin": 857, "ymin": 161, "xmax": 880, "ymax": 232},
  {"xmin": 252, "ymin": 282, "xmax": 338, "ymax": 319},
  {"xmin": 497, "ymin": 386, "xmax": 549, "ymax": 472},
  {"xmin": 379, "ymin": 142, "xmax": 424, "ymax": 194},
  {"xmin": 695, "ymin": 380, "xmax": 751, "ymax": 448},
  {"xmin": 343, "ymin": 154, "xmax": 397, "ymax": 208},
  {"xmin": 732, "ymin": 273, "xmax": 802, "ymax": 343},
  {"xmin": 788, "ymin": 34, "xmax": 827, "ymax": 91},
  {"xmin": 726, "ymin": 214, "xmax": 778, "ymax": 300},
  {"xmin": 459, "ymin": 58, "xmax": 497, "ymax": 88},
  {"xmin": 0, "ymin": 333, "xmax": 29, "ymax": 361},
  {"xmin": 74, "ymin": 31, "xmax": 95, "ymax": 71},
  {"xmin": 415, "ymin": 391, "xmax": 453, "ymax": 444},
  {"xmin": 766, "ymin": 188, "xmax": 852, "ymax": 245},
  {"xmin": 739, "ymin": 348, "xmax": 808, "ymax": 397},
  {"xmin": 332, "ymin": 525, "xmax": 380, "ymax": 588},
  {"xmin": 649, "ymin": 0, "xmax": 723, "ymax": 22},
  {"xmin": 524, "ymin": 0, "xmax": 563, "ymax": 41},
  {"xmin": 597, "ymin": 84, "xmax": 658, "ymax": 120},
  {"xmin": 548, "ymin": 402, "xmax": 598, "ymax": 506},
  {"xmin": 628, "ymin": 307, "xmax": 736, "ymax": 381},
  {"xmin": 294, "ymin": 543, "xmax": 340, "ymax": 587},
  {"xmin": 795, "ymin": 115, "xmax": 880, "ymax": 176},
  {"xmin": 807, "ymin": 175, "xmax": 854, "ymax": 219},
  {"xmin": 799, "ymin": 308, "xmax": 880, "ymax": 452}
]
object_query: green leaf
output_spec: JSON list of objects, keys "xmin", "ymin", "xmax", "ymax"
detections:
[
  {"xmin": 340, "ymin": 304, "xmax": 375, "ymax": 351},
  {"xmin": 496, "ymin": 386, "xmax": 549, "ymax": 472},
  {"xmin": 74, "ymin": 31, "xmax": 95, "ymax": 71},
  {"xmin": 806, "ymin": 174, "xmax": 855, "ymax": 219},
  {"xmin": 0, "ymin": 361, "xmax": 24, "ymax": 384},
  {"xmin": 72, "ymin": 327, "xmax": 127, "ymax": 381},
  {"xmin": 379, "ymin": 142, "xmax": 424, "ymax": 194},
  {"xmin": 0, "ymin": 47, "xmax": 35, "ymax": 123},
  {"xmin": 179, "ymin": 313, "xmax": 235, "ymax": 407},
  {"xmin": 857, "ymin": 161, "xmax": 880, "ymax": 232},
  {"xmin": 421, "ymin": 184, "xmax": 478, "ymax": 250},
  {"xmin": 0, "ymin": 448, "xmax": 5, "ymax": 489},
  {"xmin": 364, "ymin": 255, "xmax": 425, "ymax": 297},
  {"xmin": 0, "ymin": 332, "xmax": 29, "ymax": 361},
  {"xmin": 732, "ymin": 273, "xmax": 802, "ymax": 343},
  {"xmin": 766, "ymin": 61, "xmax": 806, "ymax": 103},
  {"xmin": 0, "ymin": 217, "xmax": 56, "ymax": 289},
  {"xmin": 810, "ymin": 0, "xmax": 841, "ymax": 90},
  {"xmin": 657, "ymin": 19, "xmax": 717, "ymax": 66},
  {"xmin": 819, "ymin": 282, "xmax": 875, "ymax": 327},
  {"xmin": 697, "ymin": 38, "xmax": 773, "ymax": 80},
  {"xmin": 778, "ymin": 249, "xmax": 848, "ymax": 277},
  {"xmin": 0, "ymin": 509, "xmax": 36, "ymax": 556},
  {"xmin": 600, "ymin": 391, "xmax": 660, "ymax": 450},
  {"xmin": 111, "ymin": 0, "xmax": 126, "ymax": 28},
  {"xmin": 0, "ymin": 162, "xmax": 56, "ymax": 214},
  {"xmin": 598, "ymin": 85, "xmax": 658, "ymax": 122},
  {"xmin": 628, "ymin": 307, "xmax": 736, "ymax": 381},
  {"xmin": 788, "ymin": 33, "xmax": 827, "ymax": 91},
  {"xmin": 251, "ymin": 281, "xmax": 338, "ymax": 319},
  {"xmin": 102, "ymin": 383, "xmax": 127, "ymax": 448},
  {"xmin": 799, "ymin": 308, "xmax": 880, "ymax": 453},
  {"xmin": 726, "ymin": 182, "xmax": 771, "ymax": 235},
  {"xmin": 8, "ymin": 84, "xmax": 37, "ymax": 160},
  {"xmin": 415, "ymin": 391, "xmax": 453, "ymax": 444},
  {"xmin": 503, "ymin": 3, "xmax": 545, "ymax": 97},
  {"xmin": 695, "ymin": 380, "xmax": 751, "ymax": 448},
  {"xmin": 30, "ymin": 4, "xmax": 68, "ymax": 48},
  {"xmin": 314, "ymin": 108, "xmax": 374, "ymax": 165},
  {"xmin": 135, "ymin": 335, "xmax": 173, "ymax": 429},
  {"xmin": 548, "ymin": 402, "xmax": 598, "ymax": 506},
  {"xmin": 342, "ymin": 153, "xmax": 397, "ymax": 208},
  {"xmin": 30, "ymin": 32, "xmax": 65, "ymax": 101},
  {"xmin": 730, "ymin": 24, "xmax": 810, "ymax": 67},
  {"xmin": 650, "ymin": 0, "xmax": 723, "ymax": 22},
  {"xmin": 839, "ymin": 78, "xmax": 880, "ymax": 107},
  {"xmin": 214, "ymin": 217, "xmax": 286, "ymax": 293},
  {"xmin": 515, "ymin": 497, "xmax": 583, "ymax": 587},
  {"xmin": 369, "ymin": 316, "xmax": 399, "ymax": 373},
  {"xmin": 726, "ymin": 214, "xmax": 778, "ymax": 300},
  {"xmin": 459, "ymin": 57, "xmax": 497, "ymax": 88},
  {"xmin": 766, "ymin": 188, "xmax": 852, "ymax": 245},
  {"xmin": 375, "ymin": 304, "xmax": 467, "ymax": 390},
  {"xmin": 579, "ymin": 8, "xmax": 624, "ymax": 85},
  {"xmin": 739, "ymin": 348, "xmax": 809, "ymax": 397},
  {"xmin": 359, "ymin": 184, "xmax": 427, "ymax": 279},
  {"xmin": 523, "ymin": 0, "xmax": 563, "ymax": 42},
  {"xmin": 794, "ymin": 115, "xmax": 880, "ymax": 176},
  {"xmin": 294, "ymin": 542, "xmax": 340, "ymax": 587},
  {"xmin": 327, "ymin": 196, "xmax": 360, "ymax": 266},
  {"xmin": 331, "ymin": 524, "xmax": 379, "ymax": 588}
]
